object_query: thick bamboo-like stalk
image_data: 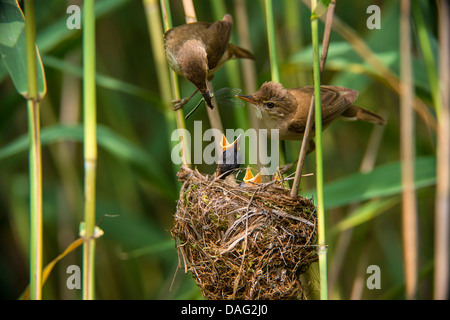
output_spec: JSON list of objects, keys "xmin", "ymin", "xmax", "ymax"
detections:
[
  {"xmin": 82, "ymin": 0, "xmax": 97, "ymax": 300},
  {"xmin": 24, "ymin": 0, "xmax": 43, "ymax": 301},
  {"xmin": 434, "ymin": 0, "xmax": 450, "ymax": 300},
  {"xmin": 310, "ymin": 0, "xmax": 327, "ymax": 300},
  {"xmin": 400, "ymin": 0, "xmax": 418, "ymax": 300}
]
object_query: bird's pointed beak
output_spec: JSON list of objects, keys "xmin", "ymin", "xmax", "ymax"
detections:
[
  {"xmin": 203, "ymin": 92, "xmax": 214, "ymax": 109},
  {"xmin": 220, "ymin": 134, "xmax": 229, "ymax": 151},
  {"xmin": 221, "ymin": 134, "xmax": 241, "ymax": 152},
  {"xmin": 235, "ymin": 94, "xmax": 257, "ymax": 105},
  {"xmin": 251, "ymin": 172, "xmax": 262, "ymax": 184},
  {"xmin": 244, "ymin": 167, "xmax": 254, "ymax": 182},
  {"xmin": 243, "ymin": 167, "xmax": 262, "ymax": 184}
]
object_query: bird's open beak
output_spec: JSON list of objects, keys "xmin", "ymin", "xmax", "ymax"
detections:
[
  {"xmin": 221, "ymin": 134, "xmax": 241, "ymax": 152},
  {"xmin": 243, "ymin": 167, "xmax": 262, "ymax": 184},
  {"xmin": 235, "ymin": 94, "xmax": 256, "ymax": 105}
]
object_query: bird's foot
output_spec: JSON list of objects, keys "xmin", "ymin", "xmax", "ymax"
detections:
[{"xmin": 171, "ymin": 98, "xmax": 190, "ymax": 111}]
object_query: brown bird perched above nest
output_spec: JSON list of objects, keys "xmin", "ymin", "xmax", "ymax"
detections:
[{"xmin": 171, "ymin": 166, "xmax": 318, "ymax": 300}]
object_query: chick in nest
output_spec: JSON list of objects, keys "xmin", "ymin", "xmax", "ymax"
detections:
[
  {"xmin": 217, "ymin": 134, "xmax": 242, "ymax": 180},
  {"xmin": 239, "ymin": 166, "xmax": 262, "ymax": 187}
]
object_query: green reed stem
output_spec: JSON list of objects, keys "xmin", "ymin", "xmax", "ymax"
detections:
[
  {"xmin": 160, "ymin": 0, "xmax": 190, "ymax": 167},
  {"xmin": 82, "ymin": 0, "xmax": 97, "ymax": 300},
  {"xmin": 311, "ymin": 0, "xmax": 327, "ymax": 300},
  {"xmin": 400, "ymin": 0, "xmax": 418, "ymax": 300},
  {"xmin": 264, "ymin": 0, "xmax": 280, "ymax": 83},
  {"xmin": 24, "ymin": 0, "xmax": 42, "ymax": 300},
  {"xmin": 264, "ymin": 0, "xmax": 287, "ymax": 169},
  {"xmin": 143, "ymin": 0, "xmax": 180, "ymax": 182},
  {"xmin": 211, "ymin": 0, "xmax": 249, "ymax": 131},
  {"xmin": 411, "ymin": 0, "xmax": 442, "ymax": 119}
]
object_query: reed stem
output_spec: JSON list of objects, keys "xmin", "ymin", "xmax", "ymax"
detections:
[
  {"xmin": 264, "ymin": 0, "xmax": 287, "ymax": 170},
  {"xmin": 411, "ymin": 0, "xmax": 442, "ymax": 120},
  {"xmin": 400, "ymin": 0, "xmax": 418, "ymax": 300},
  {"xmin": 291, "ymin": 0, "xmax": 335, "ymax": 197},
  {"xmin": 264, "ymin": 0, "xmax": 280, "ymax": 83},
  {"xmin": 211, "ymin": 0, "xmax": 249, "ymax": 131},
  {"xmin": 160, "ymin": 0, "xmax": 190, "ymax": 167},
  {"xmin": 182, "ymin": 0, "xmax": 224, "ymax": 134},
  {"xmin": 82, "ymin": 0, "xmax": 97, "ymax": 300},
  {"xmin": 24, "ymin": 0, "xmax": 43, "ymax": 301},
  {"xmin": 311, "ymin": 0, "xmax": 327, "ymax": 300},
  {"xmin": 434, "ymin": 0, "xmax": 450, "ymax": 300},
  {"xmin": 143, "ymin": 0, "xmax": 180, "ymax": 180}
]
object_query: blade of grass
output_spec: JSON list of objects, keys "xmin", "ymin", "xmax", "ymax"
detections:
[
  {"xmin": 411, "ymin": 0, "xmax": 442, "ymax": 120},
  {"xmin": 332, "ymin": 197, "xmax": 399, "ymax": 235},
  {"xmin": 24, "ymin": 0, "xmax": 43, "ymax": 300},
  {"xmin": 400, "ymin": 0, "xmax": 418, "ymax": 300},
  {"xmin": 311, "ymin": 0, "xmax": 327, "ymax": 300},
  {"xmin": 82, "ymin": 0, "xmax": 97, "ymax": 300},
  {"xmin": 20, "ymin": 238, "xmax": 84, "ymax": 300}
]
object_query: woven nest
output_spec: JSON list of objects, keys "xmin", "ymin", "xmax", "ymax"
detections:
[{"xmin": 171, "ymin": 166, "xmax": 318, "ymax": 300}]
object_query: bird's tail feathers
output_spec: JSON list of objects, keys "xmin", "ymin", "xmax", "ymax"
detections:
[
  {"xmin": 228, "ymin": 43, "xmax": 255, "ymax": 60},
  {"xmin": 342, "ymin": 105, "xmax": 386, "ymax": 125}
]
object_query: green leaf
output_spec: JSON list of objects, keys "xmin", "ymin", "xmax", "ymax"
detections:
[
  {"xmin": 311, "ymin": 0, "xmax": 330, "ymax": 20},
  {"xmin": 0, "ymin": 124, "xmax": 177, "ymax": 199},
  {"xmin": 304, "ymin": 156, "xmax": 436, "ymax": 209},
  {"xmin": 0, "ymin": 0, "xmax": 46, "ymax": 98},
  {"xmin": 332, "ymin": 197, "xmax": 399, "ymax": 234}
]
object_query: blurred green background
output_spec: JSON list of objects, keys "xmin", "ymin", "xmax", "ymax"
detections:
[{"xmin": 0, "ymin": 0, "xmax": 440, "ymax": 299}]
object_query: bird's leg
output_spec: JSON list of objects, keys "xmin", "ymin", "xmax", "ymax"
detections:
[{"xmin": 172, "ymin": 89, "xmax": 199, "ymax": 110}]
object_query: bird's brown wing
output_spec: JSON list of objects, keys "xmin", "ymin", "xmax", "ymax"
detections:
[
  {"xmin": 287, "ymin": 86, "xmax": 358, "ymax": 133},
  {"xmin": 202, "ymin": 16, "xmax": 233, "ymax": 70},
  {"xmin": 320, "ymin": 86, "xmax": 358, "ymax": 125},
  {"xmin": 163, "ymin": 22, "xmax": 212, "ymax": 53}
]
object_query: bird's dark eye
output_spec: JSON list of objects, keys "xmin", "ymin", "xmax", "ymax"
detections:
[{"xmin": 266, "ymin": 102, "xmax": 275, "ymax": 109}]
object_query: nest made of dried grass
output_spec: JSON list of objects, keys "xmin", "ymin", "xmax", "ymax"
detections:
[{"xmin": 171, "ymin": 166, "xmax": 318, "ymax": 300}]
